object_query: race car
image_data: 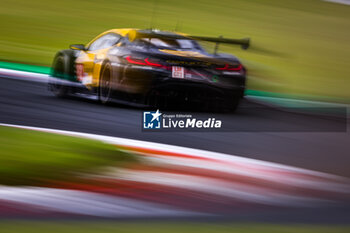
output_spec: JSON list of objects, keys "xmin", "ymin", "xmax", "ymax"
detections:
[{"xmin": 49, "ymin": 28, "xmax": 249, "ymax": 111}]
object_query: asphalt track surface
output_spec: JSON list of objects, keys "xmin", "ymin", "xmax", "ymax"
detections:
[{"xmin": 0, "ymin": 77, "xmax": 349, "ymax": 178}]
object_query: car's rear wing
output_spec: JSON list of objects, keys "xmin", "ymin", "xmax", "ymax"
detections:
[{"xmin": 127, "ymin": 29, "xmax": 250, "ymax": 53}]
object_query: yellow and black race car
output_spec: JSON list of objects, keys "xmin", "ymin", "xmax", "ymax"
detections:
[{"xmin": 49, "ymin": 28, "xmax": 249, "ymax": 111}]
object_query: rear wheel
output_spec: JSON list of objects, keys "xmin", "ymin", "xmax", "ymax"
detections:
[
  {"xmin": 99, "ymin": 62, "xmax": 112, "ymax": 104},
  {"xmin": 50, "ymin": 55, "xmax": 68, "ymax": 97},
  {"xmin": 50, "ymin": 50, "xmax": 76, "ymax": 97}
]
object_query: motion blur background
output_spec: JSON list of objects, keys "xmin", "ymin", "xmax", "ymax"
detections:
[
  {"xmin": 1, "ymin": 0, "xmax": 350, "ymax": 102},
  {"xmin": 1, "ymin": 0, "xmax": 350, "ymax": 232}
]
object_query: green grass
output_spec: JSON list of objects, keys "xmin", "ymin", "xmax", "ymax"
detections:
[
  {"xmin": 0, "ymin": 0, "xmax": 350, "ymax": 102},
  {"xmin": 0, "ymin": 222, "xmax": 349, "ymax": 233},
  {"xmin": 0, "ymin": 126, "xmax": 135, "ymax": 185}
]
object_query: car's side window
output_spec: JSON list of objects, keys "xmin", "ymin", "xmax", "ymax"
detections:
[{"xmin": 88, "ymin": 33, "xmax": 121, "ymax": 51}]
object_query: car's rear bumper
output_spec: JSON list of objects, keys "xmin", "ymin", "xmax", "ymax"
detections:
[{"xmin": 147, "ymin": 77, "xmax": 245, "ymax": 110}]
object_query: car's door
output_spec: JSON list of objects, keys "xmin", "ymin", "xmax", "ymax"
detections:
[{"xmin": 75, "ymin": 33, "xmax": 121, "ymax": 87}]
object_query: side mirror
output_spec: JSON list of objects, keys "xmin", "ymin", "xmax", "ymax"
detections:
[{"xmin": 70, "ymin": 44, "xmax": 86, "ymax": 50}]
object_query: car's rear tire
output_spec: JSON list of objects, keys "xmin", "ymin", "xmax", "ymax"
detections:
[
  {"xmin": 99, "ymin": 62, "xmax": 113, "ymax": 104},
  {"xmin": 50, "ymin": 50, "xmax": 76, "ymax": 97},
  {"xmin": 50, "ymin": 55, "xmax": 67, "ymax": 97}
]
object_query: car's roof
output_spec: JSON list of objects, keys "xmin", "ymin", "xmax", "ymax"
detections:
[
  {"xmin": 86, "ymin": 28, "xmax": 187, "ymax": 48},
  {"xmin": 108, "ymin": 28, "xmax": 186, "ymax": 37},
  {"xmin": 87, "ymin": 29, "xmax": 134, "ymax": 45},
  {"xmin": 105, "ymin": 28, "xmax": 137, "ymax": 37}
]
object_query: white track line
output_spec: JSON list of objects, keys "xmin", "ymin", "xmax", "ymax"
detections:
[
  {"xmin": 0, "ymin": 68, "xmax": 49, "ymax": 83},
  {"xmin": 0, "ymin": 186, "xmax": 199, "ymax": 217}
]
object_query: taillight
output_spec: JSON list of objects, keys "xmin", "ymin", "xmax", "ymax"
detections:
[
  {"xmin": 125, "ymin": 56, "xmax": 146, "ymax": 65},
  {"xmin": 215, "ymin": 64, "xmax": 242, "ymax": 71},
  {"xmin": 126, "ymin": 56, "xmax": 163, "ymax": 68},
  {"xmin": 144, "ymin": 58, "xmax": 163, "ymax": 67}
]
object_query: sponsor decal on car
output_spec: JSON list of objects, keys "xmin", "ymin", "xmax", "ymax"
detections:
[
  {"xmin": 172, "ymin": 66, "xmax": 185, "ymax": 79},
  {"xmin": 76, "ymin": 63, "xmax": 84, "ymax": 82},
  {"xmin": 76, "ymin": 63, "xmax": 92, "ymax": 84}
]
